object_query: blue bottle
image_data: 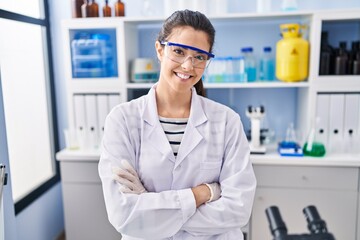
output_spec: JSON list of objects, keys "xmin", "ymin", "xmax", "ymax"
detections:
[
  {"xmin": 259, "ymin": 46, "xmax": 275, "ymax": 81},
  {"xmin": 241, "ymin": 47, "xmax": 257, "ymax": 82}
]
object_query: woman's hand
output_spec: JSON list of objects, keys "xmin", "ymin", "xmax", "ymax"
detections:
[
  {"xmin": 112, "ymin": 160, "xmax": 147, "ymax": 194},
  {"xmin": 191, "ymin": 182, "xmax": 221, "ymax": 208}
]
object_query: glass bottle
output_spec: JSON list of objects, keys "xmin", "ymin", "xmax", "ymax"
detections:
[
  {"xmin": 348, "ymin": 41, "xmax": 359, "ymax": 75},
  {"xmin": 334, "ymin": 41, "xmax": 348, "ymax": 75},
  {"xmin": 81, "ymin": 0, "xmax": 90, "ymax": 18},
  {"xmin": 103, "ymin": 0, "xmax": 111, "ymax": 17},
  {"xmin": 319, "ymin": 31, "xmax": 334, "ymax": 75},
  {"xmin": 115, "ymin": 0, "xmax": 125, "ymax": 17},
  {"xmin": 89, "ymin": 0, "xmax": 99, "ymax": 17},
  {"xmin": 353, "ymin": 41, "xmax": 360, "ymax": 75},
  {"xmin": 259, "ymin": 46, "xmax": 275, "ymax": 81},
  {"xmin": 72, "ymin": 0, "xmax": 83, "ymax": 18}
]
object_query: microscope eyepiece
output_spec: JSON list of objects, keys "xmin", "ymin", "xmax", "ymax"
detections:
[
  {"xmin": 265, "ymin": 206, "xmax": 288, "ymax": 237},
  {"xmin": 303, "ymin": 205, "xmax": 328, "ymax": 234}
]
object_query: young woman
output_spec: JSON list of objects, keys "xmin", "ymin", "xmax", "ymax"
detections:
[{"xmin": 99, "ymin": 10, "xmax": 256, "ymax": 240}]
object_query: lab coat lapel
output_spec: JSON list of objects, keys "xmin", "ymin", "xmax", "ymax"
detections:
[
  {"xmin": 142, "ymin": 85, "xmax": 175, "ymax": 163},
  {"xmin": 175, "ymin": 88, "xmax": 207, "ymax": 168}
]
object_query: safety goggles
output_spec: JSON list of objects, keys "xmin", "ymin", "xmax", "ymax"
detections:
[{"xmin": 160, "ymin": 41, "xmax": 215, "ymax": 69}]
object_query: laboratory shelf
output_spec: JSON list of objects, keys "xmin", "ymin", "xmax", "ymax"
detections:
[{"xmin": 125, "ymin": 81, "xmax": 310, "ymax": 89}]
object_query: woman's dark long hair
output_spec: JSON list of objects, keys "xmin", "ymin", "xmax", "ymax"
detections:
[{"xmin": 157, "ymin": 10, "xmax": 215, "ymax": 97}]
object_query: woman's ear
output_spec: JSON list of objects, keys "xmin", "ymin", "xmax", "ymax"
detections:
[{"xmin": 155, "ymin": 41, "xmax": 164, "ymax": 62}]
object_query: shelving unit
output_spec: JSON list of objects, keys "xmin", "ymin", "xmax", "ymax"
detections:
[{"xmin": 58, "ymin": 8, "xmax": 360, "ymax": 240}]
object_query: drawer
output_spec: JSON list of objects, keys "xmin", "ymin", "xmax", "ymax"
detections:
[
  {"xmin": 60, "ymin": 161, "xmax": 101, "ymax": 183},
  {"xmin": 253, "ymin": 165, "xmax": 358, "ymax": 190}
]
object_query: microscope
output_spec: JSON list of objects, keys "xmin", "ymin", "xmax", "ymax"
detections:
[
  {"xmin": 265, "ymin": 205, "xmax": 336, "ymax": 240},
  {"xmin": 246, "ymin": 105, "xmax": 266, "ymax": 154}
]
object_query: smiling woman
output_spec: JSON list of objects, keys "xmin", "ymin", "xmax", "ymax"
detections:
[{"xmin": 99, "ymin": 10, "xmax": 256, "ymax": 240}]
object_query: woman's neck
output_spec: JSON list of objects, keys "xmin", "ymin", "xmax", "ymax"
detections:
[{"xmin": 156, "ymin": 85, "xmax": 191, "ymax": 118}]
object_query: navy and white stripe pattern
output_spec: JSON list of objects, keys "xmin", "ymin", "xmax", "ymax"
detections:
[{"xmin": 159, "ymin": 116, "xmax": 188, "ymax": 157}]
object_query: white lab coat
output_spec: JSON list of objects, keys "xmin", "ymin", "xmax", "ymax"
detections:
[{"xmin": 98, "ymin": 84, "xmax": 256, "ymax": 240}]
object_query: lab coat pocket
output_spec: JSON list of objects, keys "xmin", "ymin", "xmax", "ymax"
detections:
[{"xmin": 200, "ymin": 161, "xmax": 222, "ymax": 183}]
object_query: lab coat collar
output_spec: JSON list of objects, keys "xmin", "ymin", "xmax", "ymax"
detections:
[{"xmin": 141, "ymin": 84, "xmax": 207, "ymax": 165}]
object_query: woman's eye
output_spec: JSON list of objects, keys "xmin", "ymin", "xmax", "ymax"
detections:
[
  {"xmin": 173, "ymin": 48, "xmax": 184, "ymax": 56},
  {"xmin": 195, "ymin": 55, "xmax": 206, "ymax": 61}
]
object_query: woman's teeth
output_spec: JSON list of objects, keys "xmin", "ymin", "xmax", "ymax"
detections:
[{"xmin": 176, "ymin": 72, "xmax": 191, "ymax": 79}]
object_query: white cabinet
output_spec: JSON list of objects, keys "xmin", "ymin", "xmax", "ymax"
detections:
[
  {"xmin": 57, "ymin": 152, "xmax": 121, "ymax": 240},
  {"xmin": 250, "ymin": 165, "xmax": 358, "ymax": 240}
]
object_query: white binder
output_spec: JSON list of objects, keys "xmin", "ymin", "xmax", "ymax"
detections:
[
  {"xmin": 315, "ymin": 94, "xmax": 330, "ymax": 148},
  {"xmin": 328, "ymin": 94, "xmax": 345, "ymax": 154},
  {"xmin": 108, "ymin": 94, "xmax": 121, "ymax": 112},
  {"xmin": 73, "ymin": 94, "xmax": 87, "ymax": 149},
  {"xmin": 96, "ymin": 94, "xmax": 109, "ymax": 146},
  {"xmin": 85, "ymin": 94, "xmax": 98, "ymax": 150},
  {"xmin": 343, "ymin": 94, "xmax": 359, "ymax": 153}
]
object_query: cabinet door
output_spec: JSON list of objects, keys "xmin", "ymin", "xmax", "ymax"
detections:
[
  {"xmin": 250, "ymin": 188, "xmax": 357, "ymax": 240},
  {"xmin": 62, "ymin": 183, "xmax": 121, "ymax": 240}
]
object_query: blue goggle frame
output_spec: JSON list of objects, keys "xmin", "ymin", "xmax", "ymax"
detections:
[{"xmin": 160, "ymin": 41, "xmax": 215, "ymax": 59}]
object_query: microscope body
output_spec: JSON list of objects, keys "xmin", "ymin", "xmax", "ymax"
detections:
[
  {"xmin": 266, "ymin": 206, "xmax": 336, "ymax": 240},
  {"xmin": 246, "ymin": 105, "xmax": 266, "ymax": 154}
]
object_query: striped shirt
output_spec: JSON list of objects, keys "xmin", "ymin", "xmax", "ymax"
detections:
[{"xmin": 159, "ymin": 116, "xmax": 188, "ymax": 157}]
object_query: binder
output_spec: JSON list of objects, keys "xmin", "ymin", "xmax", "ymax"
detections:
[
  {"xmin": 96, "ymin": 94, "xmax": 109, "ymax": 146},
  {"xmin": 73, "ymin": 94, "xmax": 87, "ymax": 149},
  {"xmin": 328, "ymin": 94, "xmax": 345, "ymax": 154},
  {"xmin": 343, "ymin": 94, "xmax": 360, "ymax": 153},
  {"xmin": 315, "ymin": 94, "xmax": 330, "ymax": 148},
  {"xmin": 85, "ymin": 94, "xmax": 98, "ymax": 149},
  {"xmin": 108, "ymin": 94, "xmax": 121, "ymax": 112}
]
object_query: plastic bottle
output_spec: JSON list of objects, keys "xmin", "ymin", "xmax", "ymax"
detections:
[
  {"xmin": 241, "ymin": 47, "xmax": 257, "ymax": 82},
  {"xmin": 103, "ymin": 0, "xmax": 111, "ymax": 17},
  {"xmin": 334, "ymin": 41, "xmax": 348, "ymax": 75},
  {"xmin": 259, "ymin": 47, "xmax": 275, "ymax": 81},
  {"xmin": 276, "ymin": 23, "xmax": 309, "ymax": 82},
  {"xmin": 115, "ymin": 0, "xmax": 125, "ymax": 17},
  {"xmin": 319, "ymin": 31, "xmax": 334, "ymax": 75}
]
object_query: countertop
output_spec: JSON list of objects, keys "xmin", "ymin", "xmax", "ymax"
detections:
[{"xmin": 56, "ymin": 148, "xmax": 360, "ymax": 167}]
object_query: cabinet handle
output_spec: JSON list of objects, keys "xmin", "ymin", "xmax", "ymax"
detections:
[{"xmin": 301, "ymin": 175, "xmax": 308, "ymax": 181}]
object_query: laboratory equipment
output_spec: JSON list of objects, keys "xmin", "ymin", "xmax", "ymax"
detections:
[
  {"xmin": 319, "ymin": 31, "xmax": 335, "ymax": 75},
  {"xmin": 259, "ymin": 46, "xmax": 275, "ymax": 81},
  {"xmin": 303, "ymin": 122, "xmax": 326, "ymax": 157},
  {"xmin": 115, "ymin": 0, "xmax": 125, "ymax": 16},
  {"xmin": 246, "ymin": 105, "xmax": 266, "ymax": 154},
  {"xmin": 241, "ymin": 47, "xmax": 257, "ymax": 82},
  {"xmin": 276, "ymin": 23, "xmax": 309, "ymax": 82},
  {"xmin": 71, "ymin": 31, "xmax": 117, "ymax": 78},
  {"xmin": 281, "ymin": 0, "xmax": 298, "ymax": 11},
  {"xmin": 103, "ymin": 0, "xmax": 111, "ymax": 17},
  {"xmin": 131, "ymin": 58, "xmax": 159, "ymax": 83},
  {"xmin": 266, "ymin": 205, "xmax": 336, "ymax": 240},
  {"xmin": 278, "ymin": 122, "xmax": 303, "ymax": 156},
  {"xmin": 257, "ymin": 0, "xmax": 271, "ymax": 13},
  {"xmin": 334, "ymin": 41, "xmax": 348, "ymax": 75}
]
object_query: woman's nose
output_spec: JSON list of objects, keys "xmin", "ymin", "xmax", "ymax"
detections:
[{"xmin": 181, "ymin": 55, "xmax": 194, "ymax": 70}]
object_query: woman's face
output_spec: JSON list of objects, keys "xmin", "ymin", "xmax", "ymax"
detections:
[{"xmin": 155, "ymin": 26, "xmax": 211, "ymax": 94}]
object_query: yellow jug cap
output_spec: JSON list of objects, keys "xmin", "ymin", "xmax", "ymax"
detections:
[{"xmin": 280, "ymin": 23, "xmax": 300, "ymax": 38}]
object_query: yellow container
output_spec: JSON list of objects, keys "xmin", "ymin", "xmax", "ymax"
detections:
[{"xmin": 276, "ymin": 23, "xmax": 309, "ymax": 82}]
